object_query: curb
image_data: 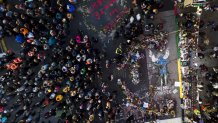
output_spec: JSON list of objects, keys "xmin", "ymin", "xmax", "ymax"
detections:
[
  {"xmin": 177, "ymin": 59, "xmax": 183, "ymax": 98},
  {"xmin": 175, "ymin": 17, "xmax": 185, "ymax": 122},
  {"xmin": 175, "ymin": 18, "xmax": 183, "ymax": 99}
]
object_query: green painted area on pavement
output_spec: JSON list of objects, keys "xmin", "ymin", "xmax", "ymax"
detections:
[{"xmin": 175, "ymin": 18, "xmax": 181, "ymax": 58}]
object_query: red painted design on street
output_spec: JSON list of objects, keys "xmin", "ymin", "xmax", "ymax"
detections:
[
  {"xmin": 90, "ymin": 0, "xmax": 121, "ymax": 20},
  {"xmin": 103, "ymin": 7, "xmax": 129, "ymax": 32},
  {"xmin": 80, "ymin": 0, "xmax": 129, "ymax": 33}
]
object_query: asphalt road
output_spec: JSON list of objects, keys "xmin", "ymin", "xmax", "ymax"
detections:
[{"xmin": 145, "ymin": 10, "xmax": 182, "ymax": 118}]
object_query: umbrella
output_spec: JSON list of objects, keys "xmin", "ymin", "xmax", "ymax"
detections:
[
  {"xmin": 2, "ymin": 117, "xmax": 7, "ymax": 123},
  {"xmin": 48, "ymin": 37, "xmax": 57, "ymax": 46},
  {"xmin": 67, "ymin": 4, "xmax": 75, "ymax": 13},
  {"xmin": 15, "ymin": 35, "xmax": 24, "ymax": 44}
]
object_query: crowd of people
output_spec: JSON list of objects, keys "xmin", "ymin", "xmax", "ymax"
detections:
[
  {"xmin": 194, "ymin": 16, "xmax": 218, "ymax": 123},
  {"xmin": 140, "ymin": 0, "xmax": 164, "ymax": 19},
  {"xmin": 0, "ymin": 0, "xmax": 189, "ymax": 123},
  {"xmin": 119, "ymin": 80, "xmax": 177, "ymax": 122},
  {"xmin": 0, "ymin": 0, "xmax": 122, "ymax": 122},
  {"xmin": 177, "ymin": 9, "xmax": 204, "ymax": 123},
  {"xmin": 177, "ymin": 4, "xmax": 218, "ymax": 123},
  {"xmin": 112, "ymin": 5, "xmax": 168, "ymax": 70},
  {"xmin": 0, "ymin": 0, "xmax": 76, "ymax": 39}
]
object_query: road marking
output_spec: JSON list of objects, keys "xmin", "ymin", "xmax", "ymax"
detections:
[
  {"xmin": 0, "ymin": 38, "xmax": 8, "ymax": 52},
  {"xmin": 177, "ymin": 59, "xmax": 183, "ymax": 98},
  {"xmin": 0, "ymin": 41, "xmax": 3, "ymax": 52},
  {"xmin": 175, "ymin": 17, "xmax": 183, "ymax": 99}
]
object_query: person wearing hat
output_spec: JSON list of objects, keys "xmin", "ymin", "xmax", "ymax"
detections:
[
  {"xmin": 56, "ymin": 95, "xmax": 63, "ymax": 102},
  {"xmin": 63, "ymin": 86, "xmax": 70, "ymax": 93},
  {"xmin": 67, "ymin": 4, "xmax": 75, "ymax": 13},
  {"xmin": 115, "ymin": 45, "xmax": 122, "ymax": 55},
  {"xmin": 20, "ymin": 28, "xmax": 29, "ymax": 36}
]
